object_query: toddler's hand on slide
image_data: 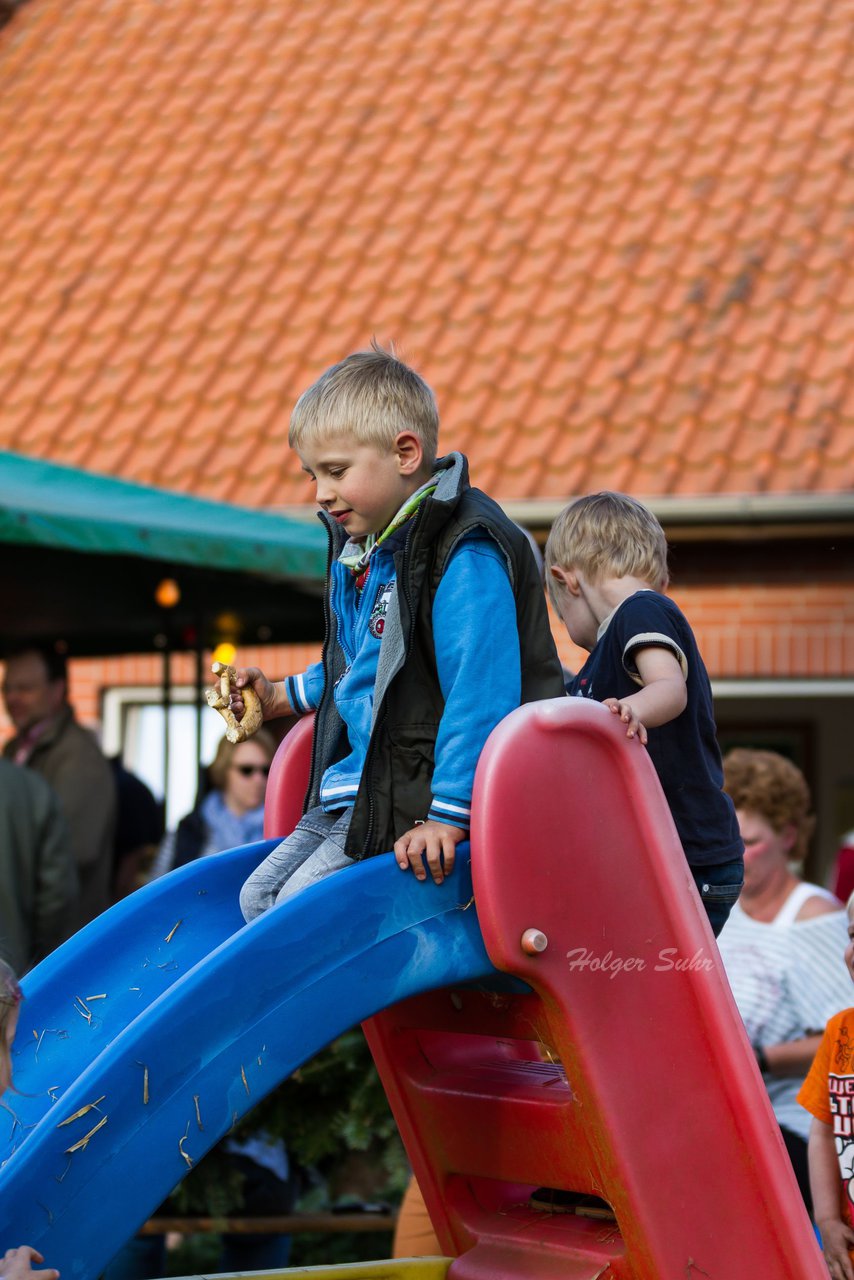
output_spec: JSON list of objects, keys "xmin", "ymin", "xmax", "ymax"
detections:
[
  {"xmin": 394, "ymin": 821, "xmax": 466, "ymax": 885},
  {"xmin": 603, "ymin": 697, "xmax": 648, "ymax": 745}
]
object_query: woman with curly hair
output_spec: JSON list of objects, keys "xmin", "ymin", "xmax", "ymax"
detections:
[{"xmin": 717, "ymin": 748, "xmax": 851, "ymax": 1215}]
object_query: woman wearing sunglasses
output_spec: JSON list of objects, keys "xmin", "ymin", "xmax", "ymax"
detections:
[
  {"xmin": 0, "ymin": 961, "xmax": 59, "ymax": 1279},
  {"xmin": 152, "ymin": 729, "xmax": 278, "ymax": 878}
]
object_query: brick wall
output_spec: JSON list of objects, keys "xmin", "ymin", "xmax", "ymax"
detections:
[
  {"xmin": 0, "ymin": 643, "xmax": 323, "ymax": 740},
  {"xmin": 552, "ymin": 581, "xmax": 854, "ymax": 680},
  {"xmin": 670, "ymin": 582, "xmax": 854, "ymax": 679},
  {"xmin": 2, "ymin": 579, "xmax": 852, "ymax": 738}
]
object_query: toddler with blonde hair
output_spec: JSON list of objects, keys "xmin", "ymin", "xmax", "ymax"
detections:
[{"xmin": 545, "ymin": 491, "xmax": 743, "ymax": 935}]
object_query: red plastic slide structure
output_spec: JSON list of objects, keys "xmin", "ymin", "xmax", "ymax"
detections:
[{"xmin": 357, "ymin": 698, "xmax": 825, "ymax": 1279}]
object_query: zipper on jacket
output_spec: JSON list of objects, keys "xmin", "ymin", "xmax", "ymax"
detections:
[
  {"xmin": 358, "ymin": 704, "xmax": 386, "ymax": 858},
  {"xmin": 306, "ymin": 522, "xmax": 336, "ymax": 808},
  {"xmin": 359, "ymin": 513, "xmax": 423, "ymax": 857}
]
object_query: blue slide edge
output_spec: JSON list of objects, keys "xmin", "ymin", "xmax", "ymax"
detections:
[{"xmin": 0, "ymin": 842, "xmax": 497, "ymax": 1279}]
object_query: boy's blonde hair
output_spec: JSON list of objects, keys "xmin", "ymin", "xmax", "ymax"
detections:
[
  {"xmin": 544, "ymin": 491, "xmax": 670, "ymax": 605},
  {"xmin": 289, "ymin": 340, "xmax": 439, "ymax": 466}
]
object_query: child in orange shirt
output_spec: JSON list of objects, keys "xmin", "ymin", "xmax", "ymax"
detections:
[{"xmin": 798, "ymin": 893, "xmax": 854, "ymax": 1278}]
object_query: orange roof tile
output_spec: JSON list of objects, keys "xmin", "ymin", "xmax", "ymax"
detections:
[{"xmin": 0, "ymin": 0, "xmax": 852, "ymax": 511}]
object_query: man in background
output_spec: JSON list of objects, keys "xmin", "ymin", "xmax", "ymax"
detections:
[
  {"xmin": 0, "ymin": 757, "xmax": 77, "ymax": 972},
  {"xmin": 3, "ymin": 645, "xmax": 117, "ymax": 930}
]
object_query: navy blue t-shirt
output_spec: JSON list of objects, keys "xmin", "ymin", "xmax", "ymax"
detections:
[{"xmin": 569, "ymin": 590, "xmax": 742, "ymax": 868}]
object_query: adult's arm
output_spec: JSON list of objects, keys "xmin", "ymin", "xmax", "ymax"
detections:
[
  {"xmin": 30, "ymin": 778, "xmax": 77, "ymax": 966},
  {"xmin": 46, "ymin": 735, "xmax": 117, "ymax": 876},
  {"xmin": 787, "ymin": 907, "xmax": 853, "ymax": 1050},
  {"xmin": 761, "ymin": 1033, "xmax": 824, "ymax": 1078}
]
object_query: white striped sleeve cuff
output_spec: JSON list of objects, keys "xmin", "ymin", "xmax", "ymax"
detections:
[
  {"xmin": 286, "ymin": 674, "xmax": 313, "ymax": 714},
  {"xmin": 428, "ymin": 795, "xmax": 472, "ymax": 830}
]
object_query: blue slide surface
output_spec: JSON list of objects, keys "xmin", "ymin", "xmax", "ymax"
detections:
[{"xmin": 0, "ymin": 842, "xmax": 497, "ymax": 1279}]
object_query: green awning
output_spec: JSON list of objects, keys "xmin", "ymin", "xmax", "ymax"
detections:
[
  {"xmin": 0, "ymin": 450, "xmax": 326, "ymax": 582},
  {"xmin": 0, "ymin": 451, "xmax": 326, "ymax": 656}
]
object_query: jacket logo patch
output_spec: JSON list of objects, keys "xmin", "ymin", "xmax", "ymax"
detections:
[{"xmin": 369, "ymin": 582, "xmax": 394, "ymax": 638}]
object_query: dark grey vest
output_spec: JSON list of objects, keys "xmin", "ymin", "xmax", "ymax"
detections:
[{"xmin": 305, "ymin": 466, "xmax": 565, "ymax": 858}]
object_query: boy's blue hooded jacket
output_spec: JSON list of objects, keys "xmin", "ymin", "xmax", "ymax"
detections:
[{"xmin": 287, "ymin": 452, "xmax": 564, "ymax": 859}]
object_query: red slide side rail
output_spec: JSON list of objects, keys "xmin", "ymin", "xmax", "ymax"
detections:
[
  {"xmin": 264, "ymin": 714, "xmax": 315, "ymax": 840},
  {"xmin": 364, "ymin": 699, "xmax": 825, "ymax": 1279}
]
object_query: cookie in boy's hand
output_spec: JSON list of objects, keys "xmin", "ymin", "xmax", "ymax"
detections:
[{"xmin": 205, "ymin": 662, "xmax": 263, "ymax": 743}]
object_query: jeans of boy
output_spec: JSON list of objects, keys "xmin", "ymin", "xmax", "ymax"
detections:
[
  {"xmin": 691, "ymin": 856, "xmax": 744, "ymax": 937},
  {"xmin": 240, "ymin": 806, "xmax": 354, "ymax": 922}
]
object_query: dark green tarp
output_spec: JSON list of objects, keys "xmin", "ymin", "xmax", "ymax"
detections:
[
  {"xmin": 0, "ymin": 450, "xmax": 326, "ymax": 579},
  {"xmin": 0, "ymin": 451, "xmax": 326, "ymax": 655}
]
